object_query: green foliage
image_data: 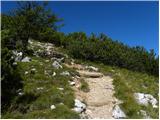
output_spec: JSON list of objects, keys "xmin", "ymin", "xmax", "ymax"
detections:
[
  {"xmin": 80, "ymin": 79, "xmax": 89, "ymax": 92},
  {"xmin": 1, "ymin": 47, "xmax": 23, "ymax": 113},
  {"xmin": 66, "ymin": 34, "xmax": 158, "ymax": 76},
  {"xmin": 2, "ymin": 1, "xmax": 61, "ymax": 50}
]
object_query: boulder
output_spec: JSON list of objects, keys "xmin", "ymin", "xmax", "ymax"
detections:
[
  {"xmin": 112, "ymin": 105, "xmax": 126, "ymax": 119},
  {"xmin": 21, "ymin": 57, "xmax": 31, "ymax": 62},
  {"xmin": 134, "ymin": 93, "xmax": 158, "ymax": 108},
  {"xmin": 52, "ymin": 61, "xmax": 62, "ymax": 69}
]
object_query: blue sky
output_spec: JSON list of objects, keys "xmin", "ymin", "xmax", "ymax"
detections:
[{"xmin": 1, "ymin": 1, "xmax": 159, "ymax": 55}]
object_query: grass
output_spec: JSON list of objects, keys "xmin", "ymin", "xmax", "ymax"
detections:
[{"xmin": 79, "ymin": 78, "xmax": 90, "ymax": 92}]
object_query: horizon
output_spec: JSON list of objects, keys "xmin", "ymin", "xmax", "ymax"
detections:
[{"xmin": 1, "ymin": 1, "xmax": 159, "ymax": 55}]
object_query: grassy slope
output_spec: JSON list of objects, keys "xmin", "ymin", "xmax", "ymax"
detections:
[
  {"xmin": 74, "ymin": 59, "xmax": 159, "ymax": 119},
  {"xmin": 3, "ymin": 40, "xmax": 158, "ymax": 118},
  {"xmin": 2, "ymin": 42, "xmax": 80, "ymax": 118}
]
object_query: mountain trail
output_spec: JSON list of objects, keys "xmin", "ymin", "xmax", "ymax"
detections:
[{"xmin": 64, "ymin": 62, "xmax": 117, "ymax": 119}]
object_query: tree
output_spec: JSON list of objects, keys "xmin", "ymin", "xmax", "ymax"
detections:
[{"xmin": 2, "ymin": 1, "xmax": 61, "ymax": 50}]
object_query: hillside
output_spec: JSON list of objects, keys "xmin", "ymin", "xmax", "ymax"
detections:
[
  {"xmin": 1, "ymin": 1, "xmax": 159, "ymax": 119},
  {"xmin": 2, "ymin": 39, "xmax": 158, "ymax": 119}
]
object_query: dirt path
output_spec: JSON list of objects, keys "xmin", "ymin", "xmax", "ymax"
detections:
[{"xmin": 64, "ymin": 63, "xmax": 117, "ymax": 119}]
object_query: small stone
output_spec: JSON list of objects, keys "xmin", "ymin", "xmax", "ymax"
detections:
[
  {"xmin": 59, "ymin": 103, "xmax": 64, "ymax": 105},
  {"xmin": 31, "ymin": 68, "xmax": 36, "ymax": 74},
  {"xmin": 50, "ymin": 105, "xmax": 56, "ymax": 110},
  {"xmin": 52, "ymin": 61, "xmax": 62, "ymax": 69},
  {"xmin": 69, "ymin": 81, "xmax": 76, "ymax": 86},
  {"xmin": 60, "ymin": 71, "xmax": 70, "ymax": 76},
  {"xmin": 25, "ymin": 71, "xmax": 29, "ymax": 75},
  {"xmin": 37, "ymin": 87, "xmax": 44, "ymax": 90},
  {"xmin": 45, "ymin": 60, "xmax": 49, "ymax": 62},
  {"xmin": 13, "ymin": 62, "xmax": 17, "ymax": 66},
  {"xmin": 18, "ymin": 92, "xmax": 24, "ymax": 96},
  {"xmin": 52, "ymin": 72, "xmax": 56, "ymax": 77},
  {"xmin": 21, "ymin": 57, "xmax": 31, "ymax": 62},
  {"xmin": 58, "ymin": 88, "xmax": 64, "ymax": 91}
]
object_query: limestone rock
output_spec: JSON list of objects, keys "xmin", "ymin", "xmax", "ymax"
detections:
[
  {"xmin": 73, "ymin": 99, "xmax": 86, "ymax": 113},
  {"xmin": 134, "ymin": 93, "xmax": 158, "ymax": 108},
  {"xmin": 52, "ymin": 72, "xmax": 56, "ymax": 77},
  {"xmin": 21, "ymin": 57, "xmax": 31, "ymax": 62},
  {"xmin": 50, "ymin": 105, "xmax": 56, "ymax": 110},
  {"xmin": 86, "ymin": 66, "xmax": 99, "ymax": 72},
  {"xmin": 60, "ymin": 71, "xmax": 70, "ymax": 76},
  {"xmin": 112, "ymin": 105, "xmax": 126, "ymax": 119},
  {"xmin": 52, "ymin": 61, "xmax": 62, "ymax": 69},
  {"xmin": 12, "ymin": 51, "xmax": 23, "ymax": 61},
  {"xmin": 69, "ymin": 81, "xmax": 76, "ymax": 86}
]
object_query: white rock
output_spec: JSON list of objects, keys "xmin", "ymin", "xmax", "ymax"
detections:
[
  {"xmin": 86, "ymin": 66, "xmax": 99, "ymax": 72},
  {"xmin": 31, "ymin": 68, "xmax": 36, "ymax": 74},
  {"xmin": 58, "ymin": 88, "xmax": 64, "ymax": 91},
  {"xmin": 25, "ymin": 71, "xmax": 29, "ymax": 75},
  {"xmin": 13, "ymin": 51, "xmax": 23, "ymax": 61},
  {"xmin": 13, "ymin": 62, "xmax": 17, "ymax": 66},
  {"xmin": 52, "ymin": 72, "xmax": 56, "ymax": 76},
  {"xmin": 59, "ymin": 102, "xmax": 64, "ymax": 105},
  {"xmin": 145, "ymin": 94, "xmax": 158, "ymax": 108},
  {"xmin": 52, "ymin": 61, "xmax": 62, "ymax": 69},
  {"xmin": 18, "ymin": 92, "xmax": 24, "ymax": 96},
  {"xmin": 112, "ymin": 105, "xmax": 126, "ymax": 119},
  {"xmin": 73, "ymin": 107, "xmax": 84, "ymax": 113},
  {"xmin": 60, "ymin": 71, "xmax": 70, "ymax": 76},
  {"xmin": 75, "ymin": 99, "xmax": 86, "ymax": 109},
  {"xmin": 37, "ymin": 87, "xmax": 44, "ymax": 90},
  {"xmin": 73, "ymin": 99, "xmax": 86, "ymax": 113},
  {"xmin": 21, "ymin": 57, "xmax": 31, "ymax": 62},
  {"xmin": 69, "ymin": 81, "xmax": 76, "ymax": 86},
  {"xmin": 31, "ymin": 68, "xmax": 36, "ymax": 71},
  {"xmin": 50, "ymin": 105, "xmax": 56, "ymax": 110},
  {"xmin": 134, "ymin": 93, "xmax": 158, "ymax": 108},
  {"xmin": 134, "ymin": 93, "xmax": 148, "ymax": 106}
]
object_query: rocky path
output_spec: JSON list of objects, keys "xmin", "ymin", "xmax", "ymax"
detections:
[{"xmin": 64, "ymin": 63, "xmax": 118, "ymax": 119}]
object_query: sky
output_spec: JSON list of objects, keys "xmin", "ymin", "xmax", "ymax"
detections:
[{"xmin": 1, "ymin": 1, "xmax": 159, "ymax": 55}]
